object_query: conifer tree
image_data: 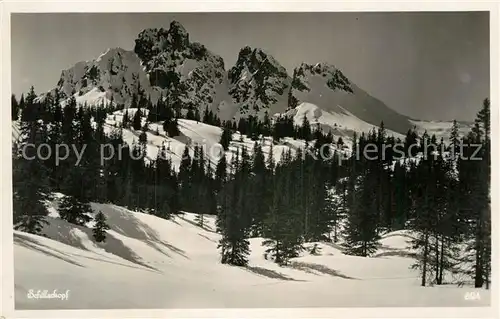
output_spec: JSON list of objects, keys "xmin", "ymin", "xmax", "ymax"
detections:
[
  {"xmin": 342, "ymin": 172, "xmax": 381, "ymax": 256},
  {"xmin": 132, "ymin": 107, "xmax": 143, "ymax": 130},
  {"xmin": 122, "ymin": 109, "xmax": 130, "ymax": 128},
  {"xmin": 12, "ymin": 106, "xmax": 51, "ymax": 234},
  {"xmin": 194, "ymin": 108, "xmax": 201, "ymax": 122},
  {"xmin": 263, "ymin": 153, "xmax": 305, "ymax": 265},
  {"xmin": 59, "ymin": 167, "xmax": 93, "ymax": 226},
  {"xmin": 92, "ymin": 211, "xmax": 110, "ymax": 242},
  {"xmin": 12, "ymin": 94, "xmax": 20, "ymax": 121},
  {"xmin": 186, "ymin": 108, "xmax": 195, "ymax": 120},
  {"xmin": 18, "ymin": 94, "xmax": 25, "ymax": 117},
  {"xmin": 153, "ymin": 143, "xmax": 176, "ymax": 219},
  {"xmin": 46, "ymin": 97, "xmax": 64, "ymax": 188},
  {"xmin": 248, "ymin": 141, "xmax": 270, "ymax": 236},
  {"xmin": 342, "ymin": 133, "xmax": 381, "ymax": 257},
  {"xmin": 217, "ymin": 150, "xmax": 250, "ymax": 266},
  {"xmin": 300, "ymin": 115, "xmax": 312, "ymax": 141},
  {"xmin": 458, "ymin": 98, "xmax": 491, "ymax": 288},
  {"xmin": 21, "ymin": 86, "xmax": 38, "ymax": 122},
  {"xmin": 165, "ymin": 118, "xmax": 180, "ymax": 137},
  {"xmin": 219, "ymin": 124, "xmax": 232, "ymax": 151},
  {"xmin": 324, "ymin": 186, "xmax": 344, "ymax": 243},
  {"xmin": 408, "ymin": 132, "xmax": 442, "ymax": 286},
  {"xmin": 179, "ymin": 145, "xmax": 193, "ymax": 211},
  {"xmin": 214, "ymin": 150, "xmax": 227, "ymax": 193}
]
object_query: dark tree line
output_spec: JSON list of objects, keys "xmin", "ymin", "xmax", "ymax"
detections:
[{"xmin": 11, "ymin": 88, "xmax": 491, "ymax": 288}]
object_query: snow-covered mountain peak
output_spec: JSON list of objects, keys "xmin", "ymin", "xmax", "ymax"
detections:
[
  {"xmin": 46, "ymin": 46, "xmax": 151, "ymax": 107},
  {"xmin": 94, "ymin": 47, "xmax": 129, "ymax": 62},
  {"xmin": 133, "ymin": 21, "xmax": 231, "ymax": 115},
  {"xmin": 31, "ymin": 21, "xmax": 448, "ymax": 138},
  {"xmin": 228, "ymin": 46, "xmax": 291, "ymax": 118},
  {"xmin": 287, "ymin": 62, "xmax": 414, "ymax": 135},
  {"xmin": 292, "ymin": 62, "xmax": 354, "ymax": 94},
  {"xmin": 230, "ymin": 46, "xmax": 288, "ymax": 79}
]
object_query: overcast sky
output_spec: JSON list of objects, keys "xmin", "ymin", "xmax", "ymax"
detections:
[{"xmin": 11, "ymin": 12, "xmax": 489, "ymax": 121}]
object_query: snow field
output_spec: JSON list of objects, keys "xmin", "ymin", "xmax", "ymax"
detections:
[{"xmin": 14, "ymin": 199, "xmax": 491, "ymax": 309}]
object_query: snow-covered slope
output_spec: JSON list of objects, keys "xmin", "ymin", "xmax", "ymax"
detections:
[
  {"xmin": 37, "ymin": 47, "xmax": 152, "ymax": 107},
  {"xmin": 286, "ymin": 102, "xmax": 405, "ymax": 143},
  {"xmin": 103, "ymin": 109, "xmax": 315, "ymax": 172},
  {"xmin": 14, "ymin": 200, "xmax": 490, "ymax": 309},
  {"xmin": 12, "ymin": 121, "xmax": 21, "ymax": 143},
  {"xmin": 288, "ymin": 62, "xmax": 415, "ymax": 135}
]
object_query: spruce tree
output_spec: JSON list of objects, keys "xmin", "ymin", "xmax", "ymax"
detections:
[
  {"xmin": 92, "ymin": 211, "xmax": 110, "ymax": 242},
  {"xmin": 342, "ymin": 134, "xmax": 381, "ymax": 257},
  {"xmin": 342, "ymin": 172, "xmax": 381, "ymax": 256},
  {"xmin": 153, "ymin": 143, "xmax": 175, "ymax": 219},
  {"xmin": 215, "ymin": 154, "xmax": 228, "ymax": 231},
  {"xmin": 458, "ymin": 98, "xmax": 491, "ymax": 288},
  {"xmin": 186, "ymin": 108, "xmax": 195, "ymax": 120},
  {"xmin": 407, "ymin": 132, "xmax": 462, "ymax": 286},
  {"xmin": 18, "ymin": 94, "xmax": 25, "ymax": 117},
  {"xmin": 248, "ymin": 141, "xmax": 270, "ymax": 236},
  {"xmin": 179, "ymin": 145, "xmax": 193, "ymax": 211},
  {"xmin": 219, "ymin": 124, "xmax": 232, "ymax": 151},
  {"xmin": 263, "ymin": 153, "xmax": 305, "ymax": 265},
  {"xmin": 324, "ymin": 186, "xmax": 344, "ymax": 243},
  {"xmin": 12, "ymin": 94, "xmax": 20, "ymax": 121},
  {"xmin": 122, "ymin": 109, "xmax": 130, "ymax": 128},
  {"xmin": 132, "ymin": 107, "xmax": 143, "ymax": 130},
  {"xmin": 165, "ymin": 118, "xmax": 180, "ymax": 137},
  {"xmin": 214, "ymin": 151, "xmax": 227, "ymax": 193},
  {"xmin": 217, "ymin": 150, "xmax": 250, "ymax": 266},
  {"xmin": 21, "ymin": 86, "xmax": 38, "ymax": 122},
  {"xmin": 59, "ymin": 169, "xmax": 93, "ymax": 226},
  {"xmin": 300, "ymin": 115, "xmax": 312, "ymax": 141},
  {"xmin": 12, "ymin": 114, "xmax": 51, "ymax": 234}
]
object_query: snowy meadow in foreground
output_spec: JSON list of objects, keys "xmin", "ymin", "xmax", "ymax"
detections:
[{"xmin": 14, "ymin": 202, "xmax": 490, "ymax": 309}]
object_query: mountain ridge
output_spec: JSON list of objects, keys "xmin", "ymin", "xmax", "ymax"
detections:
[{"xmin": 33, "ymin": 20, "xmax": 459, "ymax": 137}]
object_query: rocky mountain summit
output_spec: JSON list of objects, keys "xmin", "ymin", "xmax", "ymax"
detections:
[{"xmin": 37, "ymin": 20, "xmax": 434, "ymax": 135}]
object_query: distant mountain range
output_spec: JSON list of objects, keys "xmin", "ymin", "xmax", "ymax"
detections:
[{"xmin": 35, "ymin": 20, "xmax": 472, "ymax": 139}]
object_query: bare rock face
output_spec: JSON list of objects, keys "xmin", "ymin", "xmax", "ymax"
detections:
[
  {"xmin": 228, "ymin": 46, "xmax": 291, "ymax": 118},
  {"xmin": 54, "ymin": 48, "xmax": 152, "ymax": 107},
  {"xmin": 134, "ymin": 21, "xmax": 231, "ymax": 116}
]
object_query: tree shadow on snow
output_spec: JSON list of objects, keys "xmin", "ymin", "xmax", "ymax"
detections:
[
  {"xmin": 243, "ymin": 266, "xmax": 304, "ymax": 282},
  {"xmin": 14, "ymin": 232, "xmax": 85, "ymax": 268},
  {"xmin": 197, "ymin": 233, "xmax": 217, "ymax": 243},
  {"xmin": 288, "ymin": 261, "xmax": 357, "ymax": 280},
  {"xmin": 373, "ymin": 250, "xmax": 419, "ymax": 259},
  {"xmin": 92, "ymin": 203, "xmax": 189, "ymax": 260},
  {"xmin": 173, "ymin": 134, "xmax": 191, "ymax": 145},
  {"xmin": 40, "ymin": 216, "xmax": 161, "ymax": 273},
  {"xmin": 177, "ymin": 214, "xmax": 217, "ymax": 234}
]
